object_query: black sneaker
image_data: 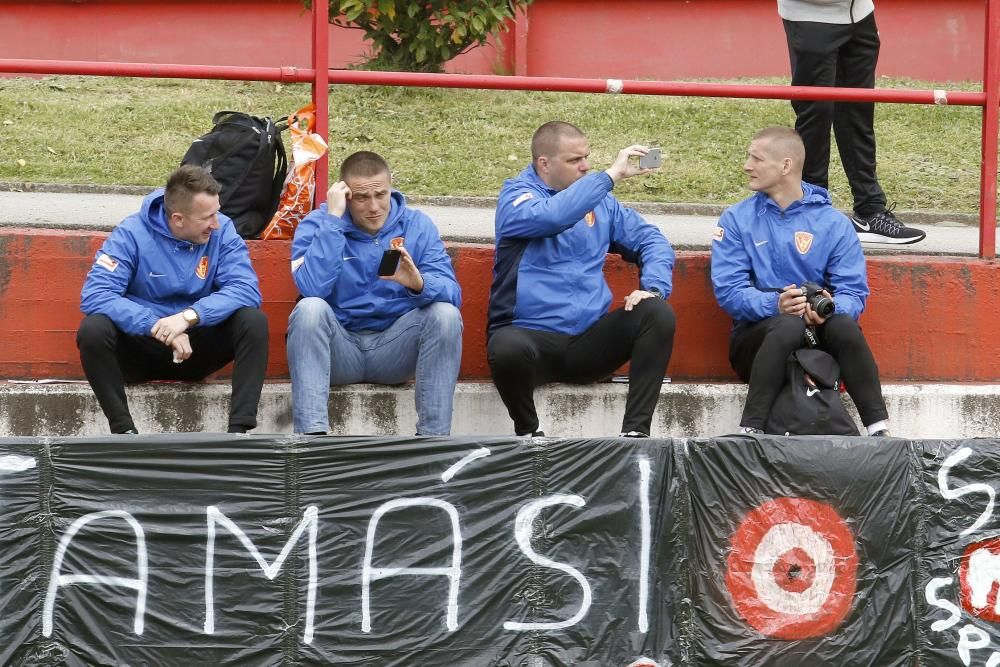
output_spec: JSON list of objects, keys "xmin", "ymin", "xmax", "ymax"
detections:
[
  {"xmin": 870, "ymin": 429, "xmax": 891, "ymax": 437},
  {"xmin": 740, "ymin": 426, "xmax": 764, "ymax": 434},
  {"xmin": 851, "ymin": 205, "xmax": 926, "ymax": 245}
]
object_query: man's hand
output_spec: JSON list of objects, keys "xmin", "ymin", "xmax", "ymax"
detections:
[
  {"xmin": 327, "ymin": 181, "xmax": 352, "ymax": 218},
  {"xmin": 605, "ymin": 145, "xmax": 657, "ymax": 184},
  {"xmin": 171, "ymin": 333, "xmax": 193, "ymax": 363},
  {"xmin": 624, "ymin": 289, "xmax": 657, "ymax": 311},
  {"xmin": 804, "ymin": 288, "xmax": 833, "ymax": 325},
  {"xmin": 379, "ymin": 246, "xmax": 424, "ymax": 293},
  {"xmin": 151, "ymin": 313, "xmax": 189, "ymax": 346},
  {"xmin": 778, "ymin": 284, "xmax": 807, "ymax": 316}
]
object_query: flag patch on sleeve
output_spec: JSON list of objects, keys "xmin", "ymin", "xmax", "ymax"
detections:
[
  {"xmin": 512, "ymin": 192, "xmax": 534, "ymax": 207},
  {"xmin": 96, "ymin": 254, "xmax": 119, "ymax": 272},
  {"xmin": 712, "ymin": 227, "xmax": 725, "ymax": 242}
]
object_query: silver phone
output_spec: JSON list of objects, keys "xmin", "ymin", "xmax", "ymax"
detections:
[{"xmin": 639, "ymin": 148, "xmax": 662, "ymax": 169}]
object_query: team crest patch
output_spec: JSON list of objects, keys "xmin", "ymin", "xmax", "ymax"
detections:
[
  {"xmin": 195, "ymin": 256, "xmax": 209, "ymax": 280},
  {"xmin": 794, "ymin": 231, "xmax": 814, "ymax": 254},
  {"xmin": 712, "ymin": 227, "xmax": 724, "ymax": 242},
  {"xmin": 96, "ymin": 254, "xmax": 118, "ymax": 272},
  {"xmin": 390, "ymin": 236, "xmax": 405, "ymax": 250},
  {"xmin": 585, "ymin": 211, "xmax": 596, "ymax": 227}
]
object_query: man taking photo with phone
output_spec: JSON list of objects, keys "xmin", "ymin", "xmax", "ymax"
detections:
[
  {"xmin": 487, "ymin": 121, "xmax": 676, "ymax": 438},
  {"xmin": 287, "ymin": 151, "xmax": 463, "ymax": 436}
]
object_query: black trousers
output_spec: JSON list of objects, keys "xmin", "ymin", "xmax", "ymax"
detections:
[
  {"xmin": 729, "ymin": 314, "xmax": 888, "ymax": 430},
  {"xmin": 487, "ymin": 298, "xmax": 676, "ymax": 436},
  {"xmin": 76, "ymin": 308, "xmax": 269, "ymax": 433},
  {"xmin": 784, "ymin": 13, "xmax": 886, "ymax": 217}
]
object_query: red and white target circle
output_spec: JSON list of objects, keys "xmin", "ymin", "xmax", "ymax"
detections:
[{"xmin": 725, "ymin": 497, "xmax": 858, "ymax": 640}]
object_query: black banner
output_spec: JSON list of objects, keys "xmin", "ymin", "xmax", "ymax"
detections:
[{"xmin": 0, "ymin": 435, "xmax": 996, "ymax": 665}]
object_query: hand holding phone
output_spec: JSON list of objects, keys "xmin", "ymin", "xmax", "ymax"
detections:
[{"xmin": 638, "ymin": 148, "xmax": 662, "ymax": 170}]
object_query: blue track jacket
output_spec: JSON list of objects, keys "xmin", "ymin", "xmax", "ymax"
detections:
[
  {"xmin": 711, "ymin": 184, "xmax": 869, "ymax": 326},
  {"xmin": 489, "ymin": 165, "xmax": 675, "ymax": 336},
  {"xmin": 291, "ymin": 191, "xmax": 461, "ymax": 332},
  {"xmin": 80, "ymin": 189, "xmax": 262, "ymax": 336}
]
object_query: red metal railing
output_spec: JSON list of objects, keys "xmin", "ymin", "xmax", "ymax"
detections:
[{"xmin": 0, "ymin": 0, "xmax": 997, "ymax": 256}]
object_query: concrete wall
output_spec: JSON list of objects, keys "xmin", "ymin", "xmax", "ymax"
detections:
[
  {"xmin": 0, "ymin": 0, "xmax": 987, "ymax": 82},
  {"xmin": 2, "ymin": 228, "xmax": 999, "ymax": 383},
  {"xmin": 3, "ymin": 381, "xmax": 999, "ymax": 439}
]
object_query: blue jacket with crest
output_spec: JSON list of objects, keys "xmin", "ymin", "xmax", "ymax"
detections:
[
  {"xmin": 710, "ymin": 183, "xmax": 869, "ymax": 326},
  {"xmin": 489, "ymin": 165, "xmax": 675, "ymax": 336}
]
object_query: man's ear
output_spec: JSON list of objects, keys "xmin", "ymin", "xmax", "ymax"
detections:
[
  {"xmin": 536, "ymin": 156, "xmax": 549, "ymax": 174},
  {"xmin": 782, "ymin": 157, "xmax": 793, "ymax": 175}
]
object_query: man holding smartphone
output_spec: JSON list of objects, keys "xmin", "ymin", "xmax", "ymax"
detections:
[
  {"xmin": 287, "ymin": 151, "xmax": 463, "ymax": 435},
  {"xmin": 487, "ymin": 121, "xmax": 676, "ymax": 438}
]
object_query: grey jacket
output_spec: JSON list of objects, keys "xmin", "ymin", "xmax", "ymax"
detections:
[{"xmin": 777, "ymin": 0, "xmax": 875, "ymax": 23}]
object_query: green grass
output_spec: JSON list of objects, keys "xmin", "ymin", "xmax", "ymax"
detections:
[{"xmin": 0, "ymin": 75, "xmax": 987, "ymax": 212}]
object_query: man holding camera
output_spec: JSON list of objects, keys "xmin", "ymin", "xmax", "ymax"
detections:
[
  {"xmin": 286, "ymin": 151, "xmax": 463, "ymax": 436},
  {"xmin": 711, "ymin": 126, "xmax": 890, "ymax": 436},
  {"xmin": 487, "ymin": 121, "xmax": 676, "ymax": 438}
]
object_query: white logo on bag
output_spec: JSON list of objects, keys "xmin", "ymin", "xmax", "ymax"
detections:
[{"xmin": 806, "ymin": 387, "xmax": 820, "ymax": 397}]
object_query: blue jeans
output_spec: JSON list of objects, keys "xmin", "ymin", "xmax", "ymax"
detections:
[{"xmin": 287, "ymin": 297, "xmax": 463, "ymax": 435}]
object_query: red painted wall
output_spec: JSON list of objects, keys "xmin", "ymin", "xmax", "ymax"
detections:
[
  {"xmin": 1, "ymin": 229, "xmax": 996, "ymax": 383},
  {"xmin": 0, "ymin": 0, "xmax": 986, "ymax": 82}
]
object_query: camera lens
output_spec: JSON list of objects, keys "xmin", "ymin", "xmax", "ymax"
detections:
[{"xmin": 812, "ymin": 295, "xmax": 835, "ymax": 317}]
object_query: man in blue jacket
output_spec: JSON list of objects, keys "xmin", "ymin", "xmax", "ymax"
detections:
[
  {"xmin": 488, "ymin": 121, "xmax": 676, "ymax": 438},
  {"xmin": 287, "ymin": 151, "xmax": 463, "ymax": 436},
  {"xmin": 711, "ymin": 126, "xmax": 890, "ymax": 436},
  {"xmin": 77, "ymin": 165, "xmax": 268, "ymax": 434}
]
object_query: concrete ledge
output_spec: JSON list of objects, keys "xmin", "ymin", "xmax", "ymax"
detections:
[{"xmin": 2, "ymin": 381, "xmax": 997, "ymax": 439}]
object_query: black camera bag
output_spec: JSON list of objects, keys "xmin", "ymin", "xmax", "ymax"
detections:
[
  {"xmin": 764, "ymin": 348, "xmax": 860, "ymax": 436},
  {"xmin": 182, "ymin": 111, "xmax": 288, "ymax": 239}
]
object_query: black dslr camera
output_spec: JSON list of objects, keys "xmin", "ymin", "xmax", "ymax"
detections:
[{"xmin": 801, "ymin": 282, "xmax": 835, "ymax": 318}]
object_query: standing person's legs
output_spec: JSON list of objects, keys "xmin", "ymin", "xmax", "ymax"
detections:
[
  {"xmin": 784, "ymin": 19, "xmax": 851, "ymax": 189},
  {"xmin": 817, "ymin": 314, "xmax": 888, "ymax": 428},
  {"xmin": 287, "ymin": 297, "xmax": 365, "ymax": 434},
  {"xmin": 730, "ymin": 315, "xmax": 807, "ymax": 430},
  {"xmin": 833, "ymin": 12, "xmax": 886, "ymax": 217},
  {"xmin": 487, "ymin": 327, "xmax": 567, "ymax": 436},
  {"xmin": 358, "ymin": 302, "xmax": 463, "ymax": 435},
  {"xmin": 563, "ymin": 298, "xmax": 675, "ymax": 435}
]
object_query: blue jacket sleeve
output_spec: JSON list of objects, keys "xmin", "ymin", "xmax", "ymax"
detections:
[
  {"xmin": 80, "ymin": 226, "xmax": 158, "ymax": 336},
  {"xmin": 711, "ymin": 209, "xmax": 780, "ymax": 322},
  {"xmin": 291, "ymin": 205, "xmax": 349, "ymax": 298},
  {"xmin": 406, "ymin": 212, "xmax": 462, "ymax": 308},
  {"xmin": 607, "ymin": 199, "xmax": 675, "ymax": 298},
  {"xmin": 496, "ymin": 172, "xmax": 614, "ymax": 239},
  {"xmin": 824, "ymin": 218, "xmax": 869, "ymax": 319},
  {"xmin": 192, "ymin": 221, "xmax": 262, "ymax": 326}
]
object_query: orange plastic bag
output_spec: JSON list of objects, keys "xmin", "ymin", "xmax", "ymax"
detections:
[{"xmin": 260, "ymin": 103, "xmax": 328, "ymax": 240}]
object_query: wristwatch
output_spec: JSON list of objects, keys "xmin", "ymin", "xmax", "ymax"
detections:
[
  {"xmin": 647, "ymin": 287, "xmax": 663, "ymax": 299},
  {"xmin": 182, "ymin": 307, "xmax": 200, "ymax": 327}
]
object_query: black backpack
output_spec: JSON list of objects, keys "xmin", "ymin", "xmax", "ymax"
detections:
[
  {"xmin": 182, "ymin": 111, "xmax": 288, "ymax": 239},
  {"xmin": 765, "ymin": 348, "xmax": 860, "ymax": 436}
]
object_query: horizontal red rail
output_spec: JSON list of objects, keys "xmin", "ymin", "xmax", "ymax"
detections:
[{"xmin": 0, "ymin": 59, "xmax": 987, "ymax": 106}]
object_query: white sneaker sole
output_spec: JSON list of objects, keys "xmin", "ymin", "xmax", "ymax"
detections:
[{"xmin": 855, "ymin": 231, "xmax": 926, "ymax": 244}]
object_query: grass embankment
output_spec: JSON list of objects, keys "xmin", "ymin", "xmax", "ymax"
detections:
[{"xmin": 0, "ymin": 76, "xmax": 986, "ymax": 213}]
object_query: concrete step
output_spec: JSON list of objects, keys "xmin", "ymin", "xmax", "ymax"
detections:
[{"xmin": 2, "ymin": 381, "xmax": 997, "ymax": 439}]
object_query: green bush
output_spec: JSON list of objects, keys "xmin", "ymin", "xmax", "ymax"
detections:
[{"xmin": 319, "ymin": 0, "xmax": 533, "ymax": 73}]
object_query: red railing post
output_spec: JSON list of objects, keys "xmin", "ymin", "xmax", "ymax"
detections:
[
  {"xmin": 980, "ymin": 0, "xmax": 1000, "ymax": 258},
  {"xmin": 312, "ymin": 0, "xmax": 330, "ymax": 207}
]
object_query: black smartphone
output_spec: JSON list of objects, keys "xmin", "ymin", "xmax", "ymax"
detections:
[{"xmin": 377, "ymin": 249, "xmax": 402, "ymax": 276}]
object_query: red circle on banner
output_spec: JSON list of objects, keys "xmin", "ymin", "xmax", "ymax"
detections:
[
  {"xmin": 772, "ymin": 547, "xmax": 816, "ymax": 593},
  {"xmin": 959, "ymin": 538, "xmax": 1000, "ymax": 623},
  {"xmin": 725, "ymin": 497, "xmax": 859, "ymax": 640}
]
